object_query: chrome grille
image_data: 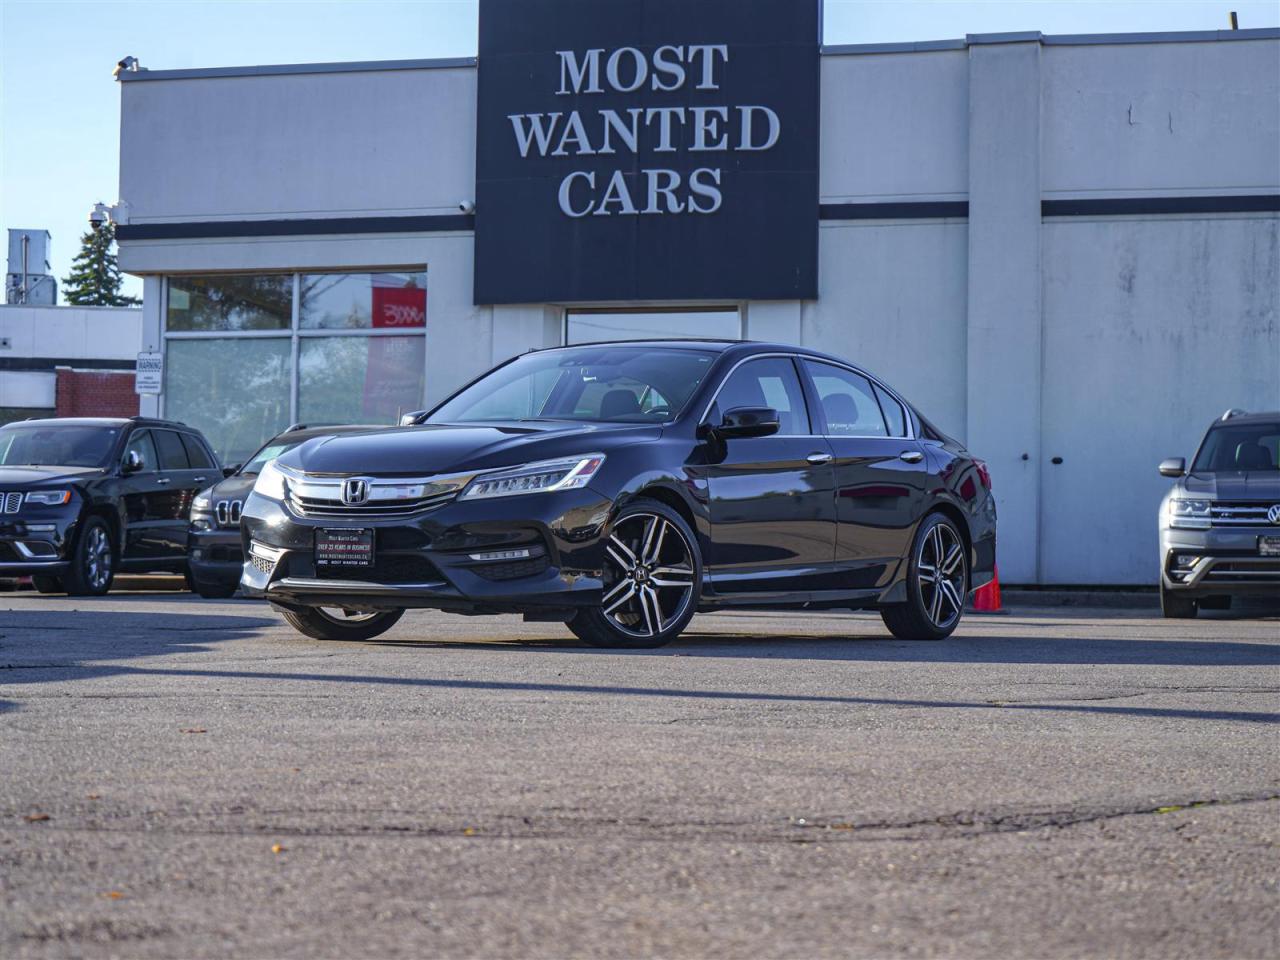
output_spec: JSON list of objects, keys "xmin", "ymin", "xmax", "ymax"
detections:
[
  {"xmin": 215, "ymin": 499, "xmax": 243, "ymax": 527},
  {"xmin": 2, "ymin": 492, "xmax": 20, "ymax": 514},
  {"xmin": 250, "ymin": 554, "xmax": 275, "ymax": 575},
  {"xmin": 1209, "ymin": 502, "xmax": 1280, "ymax": 527},
  {"xmin": 282, "ymin": 470, "xmax": 473, "ymax": 521},
  {"xmin": 289, "ymin": 490, "xmax": 459, "ymax": 520}
]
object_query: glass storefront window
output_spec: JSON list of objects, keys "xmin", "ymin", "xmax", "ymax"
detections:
[
  {"xmin": 566, "ymin": 309, "xmax": 741, "ymax": 344},
  {"xmin": 300, "ymin": 272, "xmax": 428, "ymax": 330},
  {"xmin": 167, "ymin": 274, "xmax": 292, "ymax": 331},
  {"xmin": 298, "ymin": 336, "xmax": 426, "ymax": 424},
  {"xmin": 164, "ymin": 338, "xmax": 292, "ymax": 463}
]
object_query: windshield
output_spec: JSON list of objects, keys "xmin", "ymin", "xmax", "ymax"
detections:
[
  {"xmin": 428, "ymin": 346, "xmax": 718, "ymax": 424},
  {"xmin": 1192, "ymin": 423, "xmax": 1280, "ymax": 472},
  {"xmin": 241, "ymin": 440, "xmax": 303, "ymax": 475},
  {"xmin": 0, "ymin": 424, "xmax": 120, "ymax": 468}
]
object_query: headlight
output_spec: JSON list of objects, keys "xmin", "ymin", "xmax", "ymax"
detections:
[
  {"xmin": 253, "ymin": 460, "xmax": 290, "ymax": 501},
  {"xmin": 192, "ymin": 490, "xmax": 213, "ymax": 512},
  {"xmin": 1168, "ymin": 498, "xmax": 1211, "ymax": 529},
  {"xmin": 24, "ymin": 490, "xmax": 71, "ymax": 506},
  {"xmin": 460, "ymin": 454, "xmax": 605, "ymax": 501}
]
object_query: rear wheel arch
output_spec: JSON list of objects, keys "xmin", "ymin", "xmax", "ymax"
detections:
[{"xmin": 924, "ymin": 500, "xmax": 973, "ymax": 569}]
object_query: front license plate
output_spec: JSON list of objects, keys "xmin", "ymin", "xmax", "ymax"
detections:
[
  {"xmin": 1260, "ymin": 536, "xmax": 1280, "ymax": 557},
  {"xmin": 315, "ymin": 528, "xmax": 374, "ymax": 568}
]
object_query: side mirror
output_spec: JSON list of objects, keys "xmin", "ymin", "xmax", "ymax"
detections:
[
  {"xmin": 122, "ymin": 450, "xmax": 144, "ymax": 474},
  {"xmin": 1159, "ymin": 457, "xmax": 1186, "ymax": 478},
  {"xmin": 718, "ymin": 406, "xmax": 780, "ymax": 439},
  {"xmin": 222, "ymin": 464, "xmax": 241, "ymax": 478}
]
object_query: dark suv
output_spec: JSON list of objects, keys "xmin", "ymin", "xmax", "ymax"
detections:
[
  {"xmin": 187, "ymin": 423, "xmax": 384, "ymax": 598},
  {"xmin": 0, "ymin": 417, "xmax": 220, "ymax": 595},
  {"xmin": 1158, "ymin": 410, "xmax": 1280, "ymax": 617}
]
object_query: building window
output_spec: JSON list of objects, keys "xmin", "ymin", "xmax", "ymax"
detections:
[
  {"xmin": 566, "ymin": 308, "xmax": 741, "ymax": 345},
  {"xmin": 162, "ymin": 269, "xmax": 427, "ymax": 462}
]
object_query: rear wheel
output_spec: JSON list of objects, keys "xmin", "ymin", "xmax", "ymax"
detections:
[
  {"xmin": 569, "ymin": 499, "xmax": 700, "ymax": 649},
  {"xmin": 1160, "ymin": 583, "xmax": 1198, "ymax": 619},
  {"xmin": 31, "ymin": 575, "xmax": 64, "ymax": 594},
  {"xmin": 63, "ymin": 518, "xmax": 115, "ymax": 597},
  {"xmin": 280, "ymin": 606, "xmax": 404, "ymax": 641},
  {"xmin": 880, "ymin": 513, "xmax": 968, "ymax": 641}
]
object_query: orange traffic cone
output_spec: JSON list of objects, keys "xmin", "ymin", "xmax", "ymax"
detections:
[{"xmin": 971, "ymin": 564, "xmax": 1003, "ymax": 613}]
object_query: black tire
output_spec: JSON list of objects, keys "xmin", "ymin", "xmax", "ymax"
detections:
[
  {"xmin": 62, "ymin": 517, "xmax": 115, "ymax": 597},
  {"xmin": 1160, "ymin": 583, "xmax": 1198, "ymax": 619},
  {"xmin": 193, "ymin": 579, "xmax": 238, "ymax": 600},
  {"xmin": 569, "ymin": 498, "xmax": 701, "ymax": 649},
  {"xmin": 880, "ymin": 513, "xmax": 968, "ymax": 641},
  {"xmin": 31, "ymin": 575, "xmax": 64, "ymax": 594},
  {"xmin": 280, "ymin": 606, "xmax": 404, "ymax": 641}
]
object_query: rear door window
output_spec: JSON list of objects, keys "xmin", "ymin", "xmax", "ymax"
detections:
[
  {"xmin": 802, "ymin": 361, "xmax": 889, "ymax": 437},
  {"xmin": 179, "ymin": 433, "xmax": 216, "ymax": 470},
  {"xmin": 154, "ymin": 430, "xmax": 191, "ymax": 471}
]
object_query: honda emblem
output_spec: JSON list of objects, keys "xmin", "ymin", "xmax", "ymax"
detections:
[{"xmin": 342, "ymin": 478, "xmax": 370, "ymax": 505}]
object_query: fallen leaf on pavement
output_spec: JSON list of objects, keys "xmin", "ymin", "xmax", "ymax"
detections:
[
  {"xmin": 104, "ymin": 891, "xmax": 125, "ymax": 899},
  {"xmin": 272, "ymin": 843, "xmax": 286, "ymax": 854},
  {"xmin": 25, "ymin": 813, "xmax": 51, "ymax": 822},
  {"xmin": 181, "ymin": 728, "xmax": 207, "ymax": 734}
]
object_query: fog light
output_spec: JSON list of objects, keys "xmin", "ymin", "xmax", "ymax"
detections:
[
  {"xmin": 26, "ymin": 523, "xmax": 56, "ymax": 532},
  {"xmin": 1176, "ymin": 555, "xmax": 1199, "ymax": 567}
]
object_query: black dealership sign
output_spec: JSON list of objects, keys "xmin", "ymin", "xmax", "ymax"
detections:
[{"xmin": 474, "ymin": 0, "xmax": 820, "ymax": 305}]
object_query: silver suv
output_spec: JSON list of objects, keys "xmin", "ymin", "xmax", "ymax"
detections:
[{"xmin": 1157, "ymin": 410, "xmax": 1280, "ymax": 618}]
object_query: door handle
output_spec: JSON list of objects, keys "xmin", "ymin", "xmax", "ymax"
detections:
[
  {"xmin": 193, "ymin": 476, "xmax": 206, "ymax": 482},
  {"xmin": 806, "ymin": 452, "xmax": 834, "ymax": 464},
  {"xmin": 899, "ymin": 451, "xmax": 924, "ymax": 464},
  {"xmin": 156, "ymin": 477, "xmax": 172, "ymax": 485}
]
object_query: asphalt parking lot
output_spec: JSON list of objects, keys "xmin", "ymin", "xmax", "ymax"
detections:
[{"xmin": 1, "ymin": 591, "xmax": 1277, "ymax": 959}]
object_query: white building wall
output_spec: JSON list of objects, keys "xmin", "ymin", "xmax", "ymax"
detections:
[
  {"xmin": 0, "ymin": 304, "xmax": 142, "ymax": 410},
  {"xmin": 120, "ymin": 63, "xmax": 478, "ymax": 222}
]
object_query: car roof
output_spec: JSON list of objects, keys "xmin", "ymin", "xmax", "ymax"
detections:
[
  {"xmin": 528, "ymin": 339, "xmax": 865, "ymax": 362},
  {"xmin": 2, "ymin": 416, "xmax": 189, "ymax": 429},
  {"xmin": 1209, "ymin": 411, "xmax": 1280, "ymax": 427}
]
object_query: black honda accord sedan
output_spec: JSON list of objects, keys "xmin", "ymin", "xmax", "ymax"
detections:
[{"xmin": 240, "ymin": 341, "xmax": 996, "ymax": 647}]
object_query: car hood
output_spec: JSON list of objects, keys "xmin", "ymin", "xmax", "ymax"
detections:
[
  {"xmin": 205, "ymin": 474, "xmax": 258, "ymax": 502},
  {"xmin": 1183, "ymin": 472, "xmax": 1280, "ymax": 500},
  {"xmin": 280, "ymin": 421, "xmax": 662, "ymax": 476},
  {"xmin": 0, "ymin": 465, "xmax": 105, "ymax": 489}
]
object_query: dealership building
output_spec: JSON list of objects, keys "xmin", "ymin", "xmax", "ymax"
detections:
[{"xmin": 111, "ymin": 2, "xmax": 1279, "ymax": 586}]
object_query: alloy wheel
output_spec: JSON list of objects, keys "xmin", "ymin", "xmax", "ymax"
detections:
[
  {"xmin": 85, "ymin": 525, "xmax": 112, "ymax": 591},
  {"xmin": 600, "ymin": 512, "xmax": 696, "ymax": 639},
  {"xmin": 317, "ymin": 607, "xmax": 383, "ymax": 625},
  {"xmin": 918, "ymin": 521, "xmax": 965, "ymax": 629}
]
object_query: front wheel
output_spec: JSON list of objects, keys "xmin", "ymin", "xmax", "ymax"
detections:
[
  {"xmin": 62, "ymin": 517, "xmax": 115, "ymax": 597},
  {"xmin": 1160, "ymin": 583, "xmax": 1198, "ymax": 619},
  {"xmin": 880, "ymin": 513, "xmax": 968, "ymax": 641},
  {"xmin": 569, "ymin": 499, "xmax": 701, "ymax": 649},
  {"xmin": 280, "ymin": 606, "xmax": 404, "ymax": 641},
  {"xmin": 31, "ymin": 575, "xmax": 64, "ymax": 594},
  {"xmin": 193, "ymin": 579, "xmax": 238, "ymax": 600}
]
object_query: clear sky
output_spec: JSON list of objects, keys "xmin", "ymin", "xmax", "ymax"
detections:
[{"xmin": 3, "ymin": 0, "xmax": 1277, "ymax": 299}]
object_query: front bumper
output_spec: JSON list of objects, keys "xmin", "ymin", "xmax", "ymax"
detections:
[
  {"xmin": 239, "ymin": 487, "xmax": 614, "ymax": 613},
  {"xmin": 1160, "ymin": 524, "xmax": 1280, "ymax": 597},
  {"xmin": 0, "ymin": 511, "xmax": 78, "ymax": 577},
  {"xmin": 187, "ymin": 525, "xmax": 244, "ymax": 585}
]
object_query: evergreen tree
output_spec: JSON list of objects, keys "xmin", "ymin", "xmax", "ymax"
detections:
[{"xmin": 61, "ymin": 222, "xmax": 140, "ymax": 306}]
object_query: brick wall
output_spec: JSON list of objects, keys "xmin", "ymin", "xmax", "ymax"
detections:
[{"xmin": 54, "ymin": 367, "xmax": 139, "ymax": 418}]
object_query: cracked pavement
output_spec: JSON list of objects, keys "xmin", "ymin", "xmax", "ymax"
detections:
[{"xmin": 1, "ymin": 592, "xmax": 1278, "ymax": 958}]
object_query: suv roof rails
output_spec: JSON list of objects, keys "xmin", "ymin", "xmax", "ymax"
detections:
[
  {"xmin": 1220, "ymin": 408, "xmax": 1248, "ymax": 421},
  {"xmin": 129, "ymin": 415, "xmax": 188, "ymax": 427}
]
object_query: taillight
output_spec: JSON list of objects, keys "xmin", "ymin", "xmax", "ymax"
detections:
[{"xmin": 974, "ymin": 459, "xmax": 992, "ymax": 489}]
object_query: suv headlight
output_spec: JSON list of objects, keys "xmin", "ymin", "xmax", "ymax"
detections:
[
  {"xmin": 252, "ymin": 460, "xmax": 290, "ymax": 501},
  {"xmin": 1168, "ymin": 498, "xmax": 1211, "ymax": 529},
  {"xmin": 24, "ymin": 490, "xmax": 71, "ymax": 506},
  {"xmin": 192, "ymin": 490, "xmax": 213, "ymax": 513},
  {"xmin": 460, "ymin": 454, "xmax": 605, "ymax": 501}
]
